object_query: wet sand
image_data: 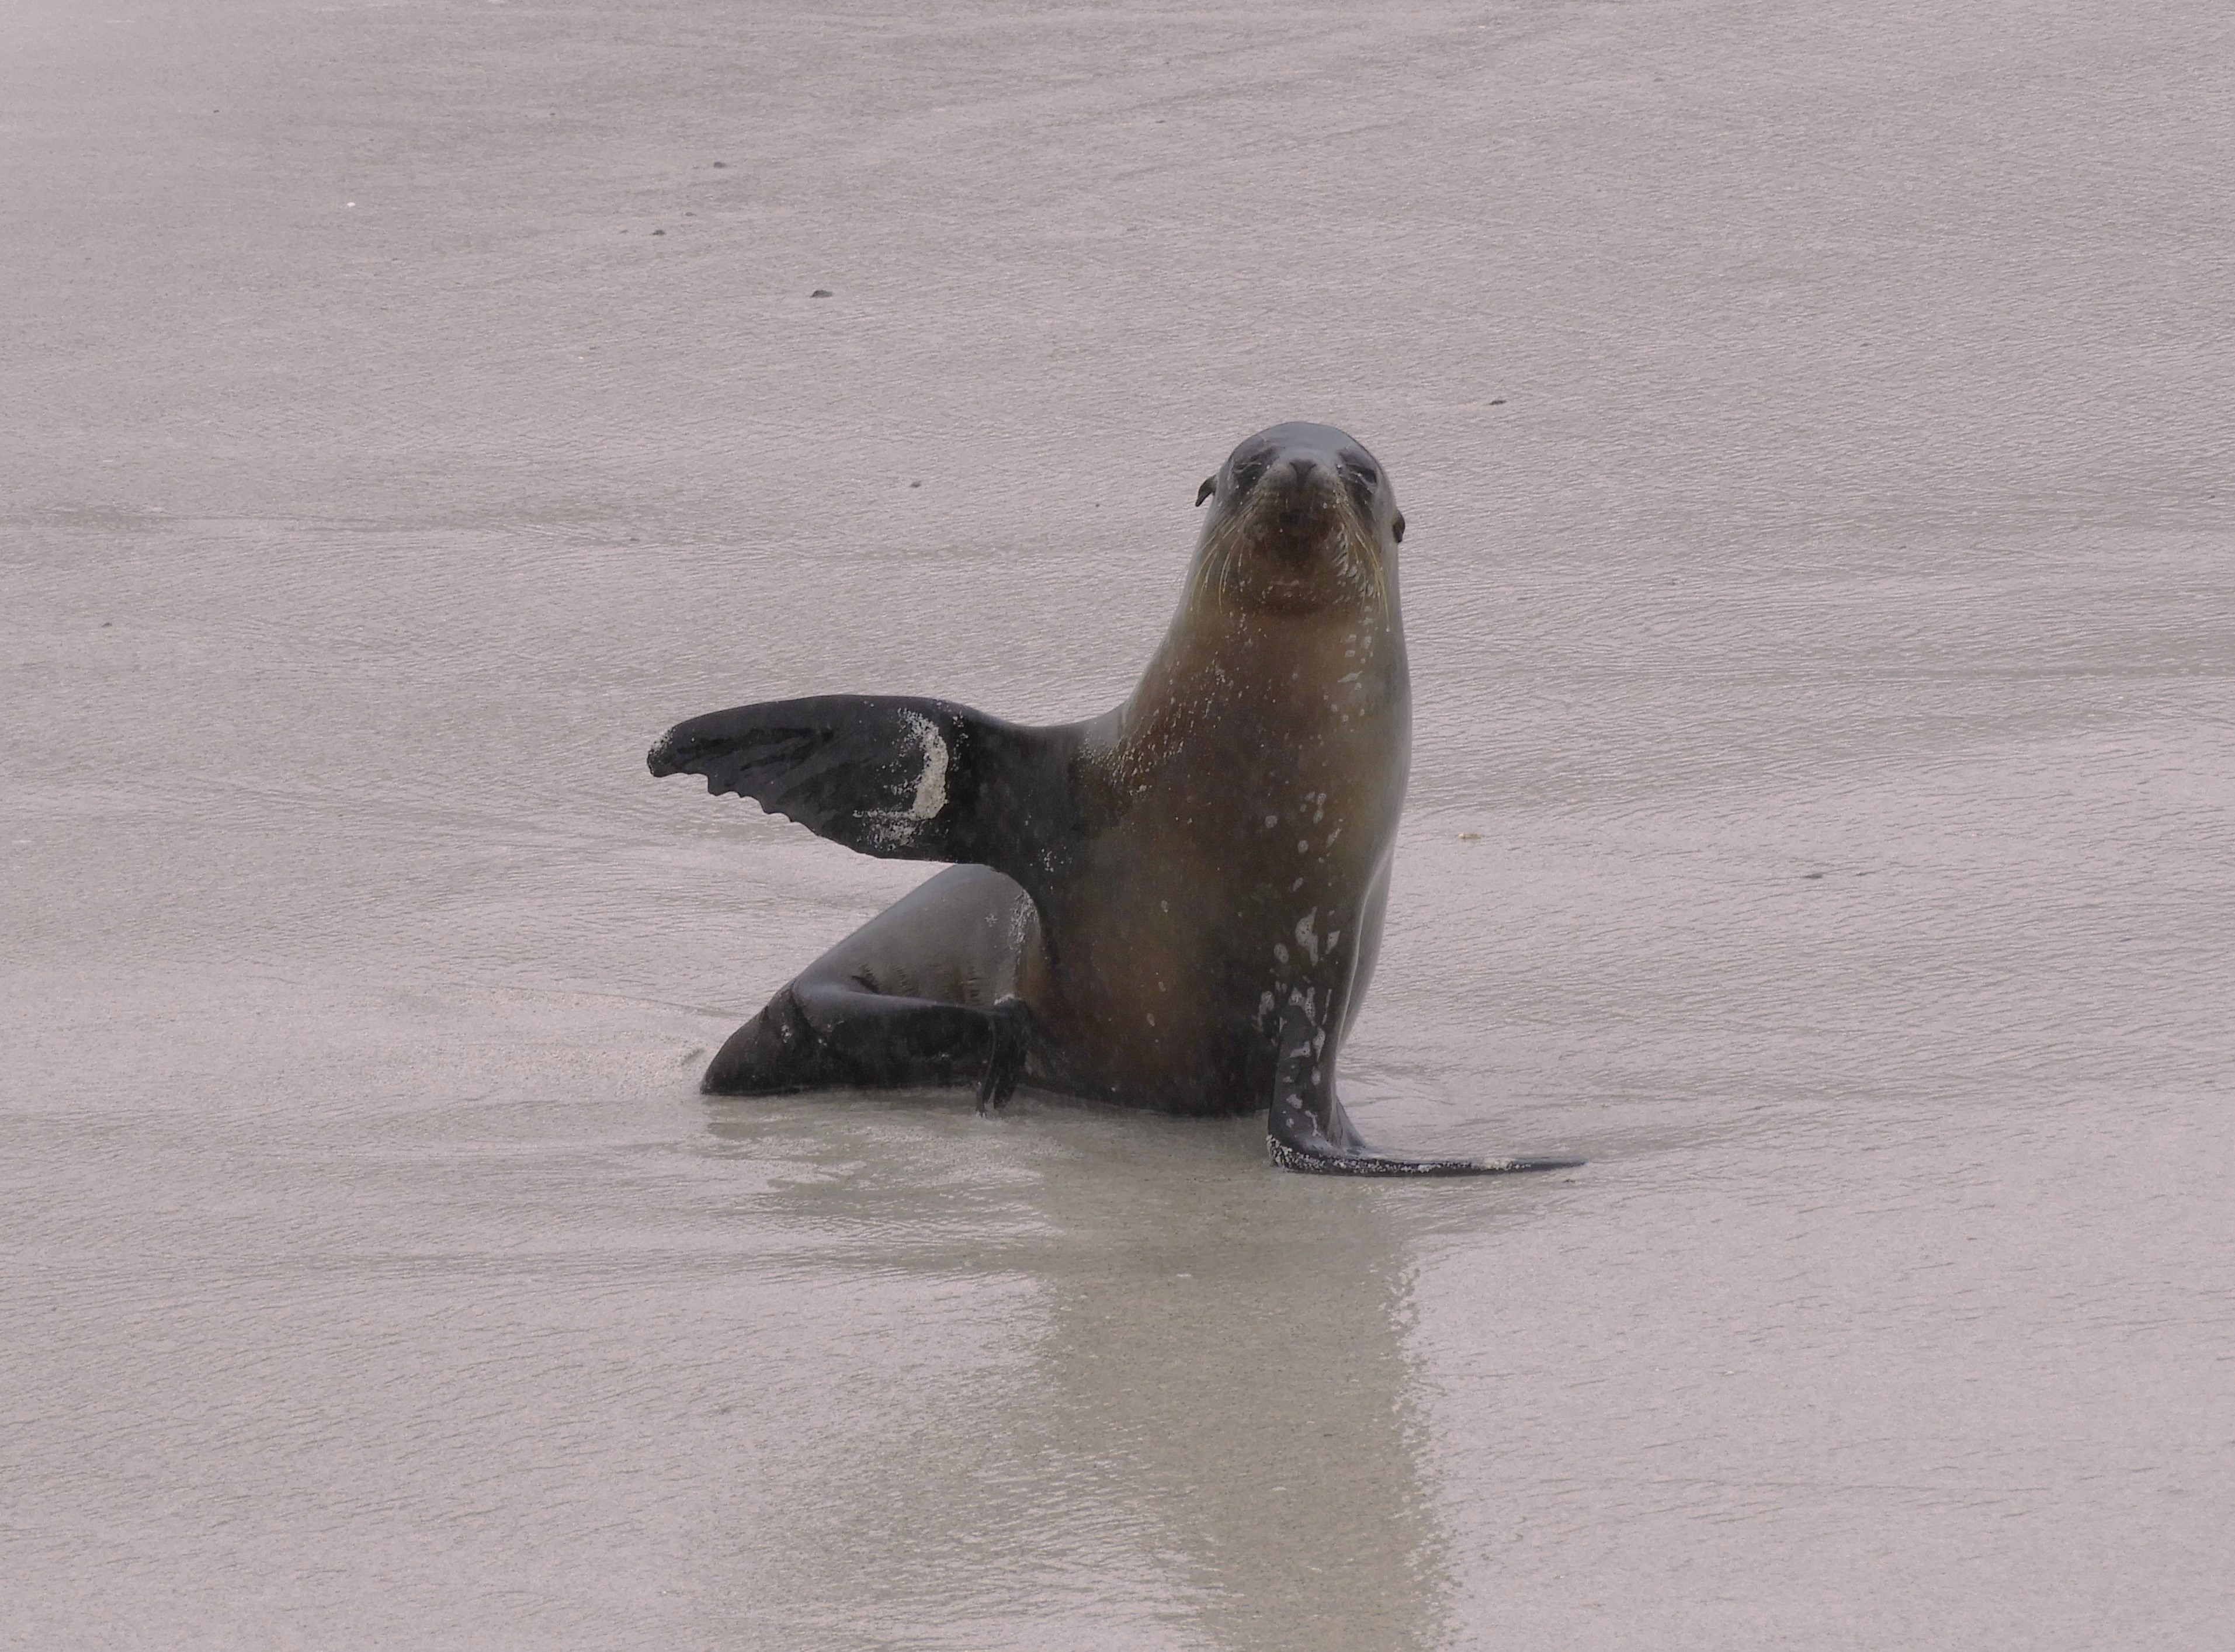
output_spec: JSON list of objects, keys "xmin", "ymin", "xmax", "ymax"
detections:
[{"xmin": 4, "ymin": 1, "xmax": 2230, "ymax": 1647}]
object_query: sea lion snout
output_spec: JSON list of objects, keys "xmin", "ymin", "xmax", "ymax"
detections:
[
  {"xmin": 1247, "ymin": 438, "xmax": 1369, "ymax": 543},
  {"xmin": 1270, "ymin": 460, "xmax": 1338, "ymax": 555},
  {"xmin": 1194, "ymin": 423, "xmax": 1398, "ymax": 610},
  {"xmin": 1274, "ymin": 455, "xmax": 1325, "ymax": 502},
  {"xmin": 1239, "ymin": 452, "xmax": 1320, "ymax": 498}
]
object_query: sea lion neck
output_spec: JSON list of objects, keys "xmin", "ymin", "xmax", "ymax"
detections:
[
  {"xmin": 1090, "ymin": 584, "xmax": 1410, "ymax": 816},
  {"xmin": 1143, "ymin": 592, "xmax": 1406, "ymax": 693}
]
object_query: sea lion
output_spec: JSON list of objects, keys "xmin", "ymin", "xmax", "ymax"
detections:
[{"xmin": 648, "ymin": 422, "xmax": 1579, "ymax": 1175}]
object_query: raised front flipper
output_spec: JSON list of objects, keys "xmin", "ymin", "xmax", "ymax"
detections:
[
  {"xmin": 1264, "ymin": 992, "xmax": 1582, "ymax": 1177},
  {"xmin": 647, "ymin": 696, "xmax": 1084, "ymax": 892}
]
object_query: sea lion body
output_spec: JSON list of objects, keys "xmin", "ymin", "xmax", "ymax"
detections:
[
  {"xmin": 1020, "ymin": 592, "xmax": 1405, "ymax": 1115},
  {"xmin": 655, "ymin": 424, "xmax": 1575, "ymax": 1174}
]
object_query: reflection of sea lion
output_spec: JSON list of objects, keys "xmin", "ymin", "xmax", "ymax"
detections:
[{"xmin": 648, "ymin": 422, "xmax": 1579, "ymax": 1175}]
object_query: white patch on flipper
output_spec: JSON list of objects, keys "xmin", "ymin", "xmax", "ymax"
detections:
[
  {"xmin": 901, "ymin": 711, "xmax": 949, "ymax": 820},
  {"xmin": 858, "ymin": 711, "xmax": 949, "ymax": 849}
]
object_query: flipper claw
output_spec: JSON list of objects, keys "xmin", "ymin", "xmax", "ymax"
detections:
[{"xmin": 977, "ymin": 995, "xmax": 1035, "ymax": 1113}]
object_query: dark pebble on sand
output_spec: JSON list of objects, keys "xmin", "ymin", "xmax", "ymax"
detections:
[
  {"xmin": 1490, "ymin": 397, "xmax": 1506, "ymax": 405},
  {"xmin": 712, "ymin": 160, "xmax": 727, "ymax": 167},
  {"xmin": 652, "ymin": 228, "xmax": 665, "ymax": 235},
  {"xmin": 1804, "ymin": 871, "xmax": 1826, "ymax": 879},
  {"xmin": 810, "ymin": 289, "xmax": 832, "ymax": 297},
  {"xmin": 910, "ymin": 481, "xmax": 922, "ymax": 488}
]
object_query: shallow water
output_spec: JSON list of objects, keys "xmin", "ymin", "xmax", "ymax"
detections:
[{"xmin": 4, "ymin": 1, "xmax": 2230, "ymax": 1647}]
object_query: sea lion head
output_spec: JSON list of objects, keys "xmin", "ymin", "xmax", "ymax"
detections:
[{"xmin": 1191, "ymin": 422, "xmax": 1403, "ymax": 615}]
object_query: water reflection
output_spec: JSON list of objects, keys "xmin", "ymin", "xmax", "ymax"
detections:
[{"xmin": 701, "ymin": 1092, "xmax": 1449, "ymax": 1651}]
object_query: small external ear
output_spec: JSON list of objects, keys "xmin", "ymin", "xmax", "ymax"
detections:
[
  {"xmin": 1195, "ymin": 476, "xmax": 1216, "ymax": 506},
  {"xmin": 1391, "ymin": 512, "xmax": 1405, "ymax": 544}
]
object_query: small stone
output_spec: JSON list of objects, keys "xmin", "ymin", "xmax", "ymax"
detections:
[
  {"xmin": 712, "ymin": 160, "xmax": 727, "ymax": 168},
  {"xmin": 910, "ymin": 481, "xmax": 921, "ymax": 488},
  {"xmin": 1803, "ymin": 871, "xmax": 1826, "ymax": 880},
  {"xmin": 1490, "ymin": 397, "xmax": 1506, "ymax": 406},
  {"xmin": 810, "ymin": 289, "xmax": 832, "ymax": 298},
  {"xmin": 651, "ymin": 228, "xmax": 665, "ymax": 235}
]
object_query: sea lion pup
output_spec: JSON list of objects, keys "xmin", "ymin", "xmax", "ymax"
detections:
[{"xmin": 648, "ymin": 422, "xmax": 1580, "ymax": 1175}]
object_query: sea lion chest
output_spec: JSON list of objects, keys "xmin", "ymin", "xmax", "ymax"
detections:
[{"xmin": 1025, "ymin": 608, "xmax": 1409, "ymax": 1111}]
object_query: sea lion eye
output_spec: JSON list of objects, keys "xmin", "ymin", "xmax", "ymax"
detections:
[
  {"xmin": 1196, "ymin": 476, "xmax": 1216, "ymax": 506},
  {"xmin": 1391, "ymin": 512, "xmax": 1405, "ymax": 544},
  {"xmin": 1230, "ymin": 453, "xmax": 1271, "ymax": 494}
]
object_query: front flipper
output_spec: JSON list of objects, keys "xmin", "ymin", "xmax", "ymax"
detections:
[
  {"xmin": 1265, "ymin": 994, "xmax": 1582, "ymax": 1178},
  {"xmin": 1267, "ymin": 1096, "xmax": 1582, "ymax": 1176},
  {"xmin": 648, "ymin": 695, "xmax": 1084, "ymax": 891}
]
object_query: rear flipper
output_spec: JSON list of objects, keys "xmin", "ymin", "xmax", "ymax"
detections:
[
  {"xmin": 704, "ymin": 978, "xmax": 1035, "ymax": 1110},
  {"xmin": 1264, "ymin": 996, "xmax": 1582, "ymax": 1177}
]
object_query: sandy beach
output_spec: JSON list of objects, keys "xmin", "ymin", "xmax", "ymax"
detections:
[{"xmin": 4, "ymin": 2, "xmax": 2230, "ymax": 1646}]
